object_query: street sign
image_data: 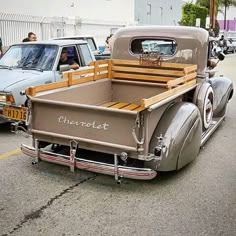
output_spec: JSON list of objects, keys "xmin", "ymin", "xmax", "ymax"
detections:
[
  {"xmin": 206, "ymin": 16, "xmax": 210, "ymax": 29},
  {"xmin": 196, "ymin": 18, "xmax": 200, "ymax": 27}
]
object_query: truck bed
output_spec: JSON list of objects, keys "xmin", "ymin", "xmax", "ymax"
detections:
[
  {"xmin": 26, "ymin": 59, "xmax": 197, "ymax": 155},
  {"xmin": 27, "ymin": 59, "xmax": 197, "ymax": 107}
]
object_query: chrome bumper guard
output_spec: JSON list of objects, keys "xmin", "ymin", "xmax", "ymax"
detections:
[{"xmin": 21, "ymin": 144, "xmax": 157, "ymax": 180}]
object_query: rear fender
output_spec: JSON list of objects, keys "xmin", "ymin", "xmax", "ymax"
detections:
[
  {"xmin": 147, "ymin": 102, "xmax": 202, "ymax": 171},
  {"xmin": 209, "ymin": 76, "xmax": 234, "ymax": 117}
]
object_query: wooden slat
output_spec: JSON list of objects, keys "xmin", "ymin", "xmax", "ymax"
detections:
[
  {"xmin": 94, "ymin": 59, "xmax": 109, "ymax": 65},
  {"xmin": 141, "ymin": 80, "xmax": 197, "ymax": 108},
  {"xmin": 26, "ymin": 80, "xmax": 69, "ymax": 96},
  {"xmin": 122, "ymin": 103, "xmax": 140, "ymax": 111},
  {"xmin": 71, "ymin": 76, "xmax": 94, "ymax": 85},
  {"xmin": 88, "ymin": 61, "xmax": 95, "ymax": 66},
  {"xmin": 26, "ymin": 87, "xmax": 36, "ymax": 97},
  {"xmin": 101, "ymin": 102, "xmax": 118, "ymax": 107},
  {"xmin": 97, "ymin": 66, "xmax": 108, "ymax": 72},
  {"xmin": 95, "ymin": 73, "xmax": 108, "ymax": 80},
  {"xmin": 184, "ymin": 65, "xmax": 197, "ymax": 74},
  {"xmin": 66, "ymin": 67, "xmax": 94, "ymax": 76},
  {"xmin": 112, "ymin": 65, "xmax": 183, "ymax": 77},
  {"xmin": 68, "ymin": 73, "xmax": 73, "ymax": 86},
  {"xmin": 89, "ymin": 59, "xmax": 109, "ymax": 66},
  {"xmin": 112, "ymin": 59, "xmax": 195, "ymax": 69},
  {"xmin": 35, "ymin": 80, "xmax": 69, "ymax": 93},
  {"xmin": 26, "ymin": 72, "xmax": 106, "ymax": 96},
  {"xmin": 110, "ymin": 102, "xmax": 129, "ymax": 109},
  {"xmin": 64, "ymin": 67, "xmax": 107, "ymax": 78},
  {"xmin": 108, "ymin": 60, "xmax": 112, "ymax": 79},
  {"xmin": 94, "ymin": 61, "xmax": 98, "ymax": 80},
  {"xmin": 133, "ymin": 106, "xmax": 145, "ymax": 112},
  {"xmin": 112, "ymin": 72, "xmax": 175, "ymax": 82},
  {"xmin": 167, "ymin": 72, "xmax": 197, "ymax": 89}
]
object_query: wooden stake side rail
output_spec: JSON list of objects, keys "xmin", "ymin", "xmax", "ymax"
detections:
[
  {"xmin": 25, "ymin": 59, "xmax": 197, "ymax": 109},
  {"xmin": 112, "ymin": 65, "xmax": 184, "ymax": 77},
  {"xmin": 112, "ymin": 72, "xmax": 176, "ymax": 83},
  {"xmin": 167, "ymin": 72, "xmax": 197, "ymax": 89},
  {"xmin": 141, "ymin": 80, "xmax": 197, "ymax": 108},
  {"xmin": 112, "ymin": 59, "xmax": 197, "ymax": 70},
  {"xmin": 26, "ymin": 61, "xmax": 109, "ymax": 96}
]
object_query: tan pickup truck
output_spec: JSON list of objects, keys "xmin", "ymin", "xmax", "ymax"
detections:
[{"xmin": 21, "ymin": 26, "xmax": 234, "ymax": 182}]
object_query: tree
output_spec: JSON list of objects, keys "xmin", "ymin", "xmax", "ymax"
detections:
[
  {"xmin": 196, "ymin": 0, "xmax": 236, "ymax": 30},
  {"xmin": 181, "ymin": 3, "xmax": 208, "ymax": 28},
  {"xmin": 219, "ymin": 0, "xmax": 236, "ymax": 30}
]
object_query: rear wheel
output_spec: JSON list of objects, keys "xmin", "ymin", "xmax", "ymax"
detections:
[
  {"xmin": 202, "ymin": 87, "xmax": 214, "ymax": 129},
  {"xmin": 194, "ymin": 83, "xmax": 214, "ymax": 130}
]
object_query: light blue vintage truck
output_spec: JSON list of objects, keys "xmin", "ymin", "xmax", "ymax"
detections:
[{"xmin": 0, "ymin": 39, "xmax": 95, "ymax": 123}]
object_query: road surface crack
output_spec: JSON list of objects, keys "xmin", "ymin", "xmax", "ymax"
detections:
[{"xmin": 5, "ymin": 175, "xmax": 96, "ymax": 235}]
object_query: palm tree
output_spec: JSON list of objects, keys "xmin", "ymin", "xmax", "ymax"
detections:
[
  {"xmin": 196, "ymin": 0, "xmax": 236, "ymax": 30},
  {"xmin": 219, "ymin": 0, "xmax": 236, "ymax": 30}
]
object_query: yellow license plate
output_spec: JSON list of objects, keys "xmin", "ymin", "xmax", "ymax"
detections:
[{"xmin": 3, "ymin": 105, "xmax": 27, "ymax": 121}]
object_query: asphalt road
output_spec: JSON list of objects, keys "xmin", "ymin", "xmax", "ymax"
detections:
[{"xmin": 0, "ymin": 55, "xmax": 236, "ymax": 236}]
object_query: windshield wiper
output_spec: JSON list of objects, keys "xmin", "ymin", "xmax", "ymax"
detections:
[
  {"xmin": 21, "ymin": 66, "xmax": 44, "ymax": 72},
  {"xmin": 0, "ymin": 65, "xmax": 12, "ymax": 70}
]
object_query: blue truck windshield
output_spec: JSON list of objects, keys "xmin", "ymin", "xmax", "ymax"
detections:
[{"xmin": 0, "ymin": 44, "xmax": 58, "ymax": 71}]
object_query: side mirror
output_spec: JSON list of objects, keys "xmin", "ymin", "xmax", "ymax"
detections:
[
  {"xmin": 59, "ymin": 64, "xmax": 70, "ymax": 72},
  {"xmin": 218, "ymin": 52, "xmax": 225, "ymax": 61}
]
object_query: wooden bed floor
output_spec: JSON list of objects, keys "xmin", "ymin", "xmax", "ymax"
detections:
[{"xmin": 100, "ymin": 101, "xmax": 143, "ymax": 112}]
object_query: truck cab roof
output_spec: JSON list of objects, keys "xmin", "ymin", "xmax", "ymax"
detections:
[
  {"xmin": 15, "ymin": 39, "xmax": 88, "ymax": 47},
  {"xmin": 112, "ymin": 26, "xmax": 209, "ymax": 76}
]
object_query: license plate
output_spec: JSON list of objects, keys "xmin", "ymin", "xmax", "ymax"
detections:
[{"xmin": 2, "ymin": 105, "xmax": 27, "ymax": 121}]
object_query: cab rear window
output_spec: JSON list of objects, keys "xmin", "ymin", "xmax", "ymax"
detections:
[{"xmin": 131, "ymin": 39, "xmax": 177, "ymax": 56}]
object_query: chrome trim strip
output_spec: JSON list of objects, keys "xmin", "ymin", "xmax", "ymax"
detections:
[
  {"xmin": 201, "ymin": 116, "xmax": 225, "ymax": 146},
  {"xmin": 21, "ymin": 144, "xmax": 157, "ymax": 180}
]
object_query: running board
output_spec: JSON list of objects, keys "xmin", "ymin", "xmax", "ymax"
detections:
[
  {"xmin": 201, "ymin": 116, "xmax": 225, "ymax": 146},
  {"xmin": 21, "ymin": 144, "xmax": 157, "ymax": 181}
]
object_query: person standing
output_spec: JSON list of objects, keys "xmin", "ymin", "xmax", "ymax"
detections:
[
  {"xmin": 104, "ymin": 34, "xmax": 113, "ymax": 53},
  {"xmin": 218, "ymin": 35, "xmax": 227, "ymax": 53},
  {"xmin": 22, "ymin": 32, "xmax": 37, "ymax": 42},
  {"xmin": 209, "ymin": 28, "xmax": 215, "ymax": 37},
  {"xmin": 0, "ymin": 37, "xmax": 3, "ymax": 56}
]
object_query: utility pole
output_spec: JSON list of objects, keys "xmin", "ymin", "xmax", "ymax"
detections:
[
  {"xmin": 224, "ymin": 0, "xmax": 227, "ymax": 30},
  {"xmin": 209, "ymin": 0, "xmax": 215, "ymax": 28}
]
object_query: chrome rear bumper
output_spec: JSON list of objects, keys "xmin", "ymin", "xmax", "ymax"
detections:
[{"xmin": 21, "ymin": 144, "xmax": 157, "ymax": 180}]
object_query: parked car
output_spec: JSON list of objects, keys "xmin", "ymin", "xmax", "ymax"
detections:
[
  {"xmin": 0, "ymin": 40, "xmax": 95, "ymax": 123},
  {"xmin": 217, "ymin": 35, "xmax": 236, "ymax": 54},
  {"xmin": 141, "ymin": 40, "xmax": 177, "ymax": 55},
  {"xmin": 225, "ymin": 31, "xmax": 236, "ymax": 53},
  {"xmin": 225, "ymin": 39, "xmax": 236, "ymax": 53},
  {"xmin": 227, "ymin": 31, "xmax": 236, "ymax": 41}
]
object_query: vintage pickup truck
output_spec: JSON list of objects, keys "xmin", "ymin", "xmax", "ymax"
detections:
[
  {"xmin": 21, "ymin": 26, "xmax": 233, "ymax": 182},
  {"xmin": 0, "ymin": 39, "xmax": 95, "ymax": 123}
]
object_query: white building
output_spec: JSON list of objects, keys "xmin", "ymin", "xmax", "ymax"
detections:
[
  {"xmin": 135, "ymin": 0, "xmax": 184, "ymax": 26},
  {"xmin": 0, "ymin": 0, "xmax": 135, "ymax": 47},
  {"xmin": 0, "ymin": 0, "xmax": 184, "ymax": 48},
  {"xmin": 1, "ymin": 0, "xmax": 135, "ymax": 23}
]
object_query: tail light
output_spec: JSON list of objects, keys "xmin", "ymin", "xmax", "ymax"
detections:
[{"xmin": 6, "ymin": 94, "xmax": 15, "ymax": 104}]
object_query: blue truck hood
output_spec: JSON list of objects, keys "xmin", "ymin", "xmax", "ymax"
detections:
[{"xmin": 0, "ymin": 69, "xmax": 41, "ymax": 91}]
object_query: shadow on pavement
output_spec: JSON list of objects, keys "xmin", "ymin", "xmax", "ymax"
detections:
[{"xmin": 0, "ymin": 122, "xmax": 12, "ymax": 133}]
